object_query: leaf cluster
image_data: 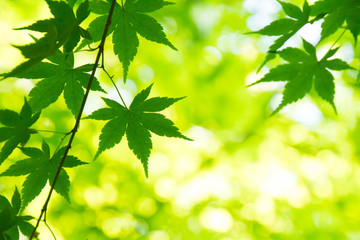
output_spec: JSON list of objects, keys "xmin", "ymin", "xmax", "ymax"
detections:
[
  {"xmin": 248, "ymin": 0, "xmax": 358, "ymax": 114},
  {"xmin": 0, "ymin": 188, "xmax": 35, "ymax": 240},
  {"xmin": 1, "ymin": 0, "xmax": 91, "ymax": 79},
  {"xmin": 82, "ymin": 0, "xmax": 176, "ymax": 81},
  {"xmin": 1, "ymin": 141, "xmax": 87, "ymax": 209},
  {"xmin": 0, "ymin": 99, "xmax": 39, "ymax": 166}
]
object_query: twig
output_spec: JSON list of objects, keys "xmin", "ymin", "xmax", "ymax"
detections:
[
  {"xmin": 101, "ymin": 65, "xmax": 128, "ymax": 108},
  {"xmin": 29, "ymin": 0, "xmax": 118, "ymax": 239}
]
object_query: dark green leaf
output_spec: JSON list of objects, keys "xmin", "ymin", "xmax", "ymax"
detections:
[
  {"xmin": 0, "ymin": 159, "xmax": 37, "ymax": 177},
  {"xmin": 87, "ymin": 84, "xmax": 190, "ymax": 176},
  {"xmin": 325, "ymin": 59, "xmax": 353, "ymax": 70},
  {"xmin": 11, "ymin": 187, "xmax": 21, "ymax": 215},
  {"xmin": 22, "ymin": 167, "xmax": 48, "ymax": 210},
  {"xmin": 76, "ymin": 71, "xmax": 106, "ymax": 93},
  {"xmin": 3, "ymin": 225, "xmax": 19, "ymax": 240},
  {"xmin": 248, "ymin": 64, "xmax": 301, "ymax": 87},
  {"xmin": 94, "ymin": 115, "xmax": 128, "ymax": 160},
  {"xmin": 273, "ymin": 70, "xmax": 313, "ymax": 114},
  {"xmin": 63, "ymin": 27, "xmax": 81, "ymax": 54},
  {"xmin": 21, "ymin": 147, "xmax": 44, "ymax": 159},
  {"xmin": 302, "ymin": 0, "xmax": 310, "ymax": 19},
  {"xmin": 0, "ymin": 195, "xmax": 16, "ymax": 232},
  {"xmin": 84, "ymin": 108, "xmax": 118, "ymax": 120},
  {"xmin": 323, "ymin": 47, "xmax": 339, "ymax": 59},
  {"xmin": 28, "ymin": 74, "xmax": 66, "ymax": 113},
  {"xmin": 0, "ymin": 135, "xmax": 25, "ymax": 165},
  {"xmin": 257, "ymin": 52, "xmax": 276, "ymax": 73},
  {"xmin": 252, "ymin": 19, "xmax": 298, "ymax": 36},
  {"xmin": 18, "ymin": 220, "xmax": 34, "ymax": 237},
  {"xmin": 314, "ymin": 67, "xmax": 336, "ymax": 112},
  {"xmin": 139, "ymin": 113, "xmax": 191, "ymax": 140},
  {"xmin": 63, "ymin": 156, "xmax": 88, "ymax": 168},
  {"xmin": 113, "ymin": 13, "xmax": 139, "ymax": 81},
  {"xmin": 0, "ymin": 110, "xmax": 21, "ymax": 127},
  {"xmin": 76, "ymin": 0, "xmax": 90, "ymax": 23},
  {"xmin": 89, "ymin": 0, "xmax": 111, "ymax": 14},
  {"xmin": 279, "ymin": 48, "xmax": 311, "ymax": 63},
  {"xmin": 42, "ymin": 140, "xmax": 51, "ymax": 159},
  {"xmin": 138, "ymin": 97, "xmax": 185, "ymax": 112},
  {"xmin": 102, "ymin": 98, "xmax": 128, "ymax": 112},
  {"xmin": 130, "ymin": 84, "xmax": 153, "ymax": 110},
  {"xmin": 0, "ymin": 128, "xmax": 14, "ymax": 142},
  {"xmin": 277, "ymin": 1, "xmax": 304, "ymax": 20},
  {"xmin": 129, "ymin": 13, "xmax": 177, "ymax": 50},
  {"xmin": 46, "ymin": 0, "xmax": 76, "ymax": 23},
  {"xmin": 127, "ymin": 0, "xmax": 174, "ymax": 13},
  {"xmin": 20, "ymin": 98, "xmax": 32, "ymax": 122},
  {"xmin": 320, "ymin": 10, "xmax": 346, "ymax": 41},
  {"xmin": 110, "ymin": 0, "xmax": 176, "ymax": 81},
  {"xmin": 302, "ymin": 38, "xmax": 316, "ymax": 56},
  {"xmin": 126, "ymin": 117, "xmax": 152, "ymax": 177},
  {"xmin": 49, "ymin": 168, "xmax": 71, "ymax": 202},
  {"xmin": 64, "ymin": 76, "xmax": 85, "ymax": 116},
  {"xmin": 15, "ymin": 62, "xmax": 59, "ymax": 79},
  {"xmin": 0, "ymin": 97, "xmax": 39, "ymax": 163}
]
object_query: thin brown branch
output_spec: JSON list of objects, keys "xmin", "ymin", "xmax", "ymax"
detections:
[{"xmin": 29, "ymin": 0, "xmax": 118, "ymax": 239}]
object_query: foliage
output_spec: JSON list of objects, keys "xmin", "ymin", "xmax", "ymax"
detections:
[
  {"xmin": 249, "ymin": 0, "xmax": 358, "ymax": 114},
  {"xmin": 0, "ymin": 99, "xmax": 39, "ymax": 165},
  {"xmin": 0, "ymin": 188, "xmax": 34, "ymax": 240},
  {"xmin": 86, "ymin": 84, "xmax": 191, "ymax": 176},
  {"xmin": 0, "ymin": 0, "xmax": 359, "ymax": 239}
]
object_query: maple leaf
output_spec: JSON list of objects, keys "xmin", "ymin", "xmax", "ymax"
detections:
[
  {"xmin": 249, "ymin": 39, "xmax": 353, "ymax": 115},
  {"xmin": 0, "ymin": 141, "xmax": 87, "ymax": 209},
  {"xmin": 0, "ymin": 188, "xmax": 35, "ymax": 239},
  {"xmin": 311, "ymin": 0, "xmax": 360, "ymax": 44},
  {"xmin": 1, "ymin": 0, "xmax": 90, "ymax": 79},
  {"xmin": 16, "ymin": 51, "xmax": 105, "ymax": 116},
  {"xmin": 249, "ymin": 0, "xmax": 311, "ymax": 71},
  {"xmin": 0, "ymin": 99, "xmax": 40, "ymax": 166},
  {"xmin": 81, "ymin": 0, "xmax": 176, "ymax": 81},
  {"xmin": 86, "ymin": 84, "xmax": 191, "ymax": 177}
]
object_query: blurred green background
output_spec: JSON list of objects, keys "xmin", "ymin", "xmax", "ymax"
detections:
[{"xmin": 1, "ymin": 0, "xmax": 360, "ymax": 239}]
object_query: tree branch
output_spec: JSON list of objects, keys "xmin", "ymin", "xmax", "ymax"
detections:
[{"xmin": 29, "ymin": 0, "xmax": 117, "ymax": 238}]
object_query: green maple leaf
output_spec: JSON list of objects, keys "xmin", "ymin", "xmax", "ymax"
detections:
[
  {"xmin": 1, "ymin": 0, "xmax": 90, "ymax": 79},
  {"xmin": 17, "ymin": 51, "xmax": 105, "ymax": 116},
  {"xmin": 82, "ymin": 0, "xmax": 176, "ymax": 81},
  {"xmin": 86, "ymin": 84, "xmax": 191, "ymax": 177},
  {"xmin": 249, "ymin": 39, "xmax": 353, "ymax": 115},
  {"xmin": 311, "ymin": 0, "xmax": 360, "ymax": 43},
  {"xmin": 249, "ymin": 0, "xmax": 311, "ymax": 71},
  {"xmin": 251, "ymin": 0, "xmax": 310, "ymax": 48},
  {"xmin": 0, "ymin": 141, "xmax": 87, "ymax": 209},
  {"xmin": 0, "ymin": 99, "xmax": 40, "ymax": 166},
  {"xmin": 0, "ymin": 188, "xmax": 35, "ymax": 239}
]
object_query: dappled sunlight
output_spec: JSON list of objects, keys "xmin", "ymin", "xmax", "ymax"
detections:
[{"xmin": 199, "ymin": 207, "xmax": 233, "ymax": 232}]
